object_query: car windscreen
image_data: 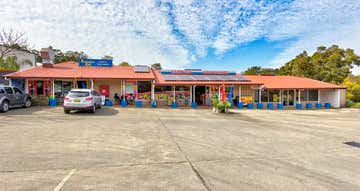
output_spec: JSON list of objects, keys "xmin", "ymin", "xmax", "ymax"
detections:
[{"xmin": 69, "ymin": 91, "xmax": 90, "ymax": 98}]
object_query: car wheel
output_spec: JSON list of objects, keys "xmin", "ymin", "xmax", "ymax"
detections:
[
  {"xmin": 90, "ymin": 105, "xmax": 96, "ymax": 113},
  {"xmin": 64, "ymin": 109, "xmax": 70, "ymax": 114},
  {"xmin": 1, "ymin": 101, "xmax": 9, "ymax": 112},
  {"xmin": 24, "ymin": 99, "xmax": 31, "ymax": 108}
]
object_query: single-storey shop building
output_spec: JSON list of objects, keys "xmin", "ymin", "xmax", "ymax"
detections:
[{"xmin": 5, "ymin": 61, "xmax": 346, "ymax": 108}]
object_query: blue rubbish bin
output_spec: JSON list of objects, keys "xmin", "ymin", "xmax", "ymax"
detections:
[
  {"xmin": 257, "ymin": 103, "xmax": 263, "ymax": 109},
  {"xmin": 296, "ymin": 103, "xmax": 302, "ymax": 109},
  {"xmin": 316, "ymin": 103, "xmax": 322, "ymax": 109},
  {"xmin": 191, "ymin": 102, "xmax": 197, "ymax": 108},
  {"xmin": 267, "ymin": 102, "xmax": 274, "ymax": 109},
  {"xmin": 151, "ymin": 100, "xmax": 157, "ymax": 108},
  {"xmin": 105, "ymin": 99, "xmax": 112, "ymax": 106},
  {"xmin": 247, "ymin": 103, "xmax": 254, "ymax": 109},
  {"xmin": 136, "ymin": 100, "xmax": 142, "ymax": 108},
  {"xmin": 325, "ymin": 102, "xmax": 331, "ymax": 109},
  {"xmin": 172, "ymin": 102, "xmax": 178, "ymax": 108},
  {"xmin": 277, "ymin": 103, "xmax": 284, "ymax": 109},
  {"xmin": 121, "ymin": 99, "xmax": 128, "ymax": 107},
  {"xmin": 237, "ymin": 102, "xmax": 244, "ymax": 109},
  {"xmin": 49, "ymin": 98, "xmax": 57, "ymax": 107},
  {"xmin": 306, "ymin": 103, "xmax": 312, "ymax": 109}
]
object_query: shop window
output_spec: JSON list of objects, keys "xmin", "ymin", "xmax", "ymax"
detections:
[
  {"xmin": 269, "ymin": 90, "xmax": 280, "ymax": 102},
  {"xmin": 4, "ymin": 87, "xmax": 14, "ymax": 94},
  {"xmin": 308, "ymin": 90, "xmax": 318, "ymax": 101},
  {"xmin": 260, "ymin": 89, "xmax": 269, "ymax": 102},
  {"xmin": 137, "ymin": 81, "xmax": 151, "ymax": 101},
  {"xmin": 28, "ymin": 80, "xmax": 36, "ymax": 96},
  {"xmin": 36, "ymin": 81, "xmax": 44, "ymax": 95}
]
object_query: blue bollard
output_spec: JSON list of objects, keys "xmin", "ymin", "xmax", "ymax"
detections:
[
  {"xmin": 136, "ymin": 100, "xmax": 142, "ymax": 108},
  {"xmin": 316, "ymin": 103, "xmax": 322, "ymax": 109},
  {"xmin": 296, "ymin": 103, "xmax": 302, "ymax": 109},
  {"xmin": 247, "ymin": 103, "xmax": 254, "ymax": 109},
  {"xmin": 237, "ymin": 102, "xmax": 244, "ymax": 109},
  {"xmin": 257, "ymin": 103, "xmax": 263, "ymax": 109},
  {"xmin": 325, "ymin": 102, "xmax": 331, "ymax": 109},
  {"xmin": 277, "ymin": 103, "xmax": 284, "ymax": 109},
  {"xmin": 49, "ymin": 98, "xmax": 57, "ymax": 107},
  {"xmin": 306, "ymin": 103, "xmax": 312, "ymax": 109},
  {"xmin": 151, "ymin": 100, "xmax": 157, "ymax": 108},
  {"xmin": 172, "ymin": 102, "xmax": 178, "ymax": 108},
  {"xmin": 267, "ymin": 102, "xmax": 274, "ymax": 109},
  {"xmin": 191, "ymin": 102, "xmax": 197, "ymax": 108},
  {"xmin": 105, "ymin": 99, "xmax": 112, "ymax": 106},
  {"xmin": 121, "ymin": 99, "xmax": 127, "ymax": 107}
]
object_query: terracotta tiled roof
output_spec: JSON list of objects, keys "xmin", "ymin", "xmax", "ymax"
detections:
[
  {"xmin": 242, "ymin": 75, "xmax": 346, "ymax": 89},
  {"xmin": 5, "ymin": 61, "xmax": 155, "ymax": 80},
  {"xmin": 153, "ymin": 70, "xmax": 262, "ymax": 85}
]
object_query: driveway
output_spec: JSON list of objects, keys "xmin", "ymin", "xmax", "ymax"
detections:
[{"xmin": 0, "ymin": 107, "xmax": 359, "ymax": 190}]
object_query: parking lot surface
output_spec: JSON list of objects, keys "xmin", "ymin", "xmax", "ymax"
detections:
[{"xmin": 0, "ymin": 107, "xmax": 360, "ymax": 191}]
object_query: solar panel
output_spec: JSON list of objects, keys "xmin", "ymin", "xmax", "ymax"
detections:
[
  {"xmin": 133, "ymin": 65, "xmax": 149, "ymax": 73},
  {"xmin": 163, "ymin": 75, "xmax": 249, "ymax": 81}
]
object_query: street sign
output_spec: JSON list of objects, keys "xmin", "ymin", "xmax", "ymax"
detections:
[{"xmin": 79, "ymin": 59, "xmax": 113, "ymax": 67}]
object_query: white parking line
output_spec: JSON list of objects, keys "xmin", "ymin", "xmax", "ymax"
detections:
[{"xmin": 53, "ymin": 168, "xmax": 77, "ymax": 191}]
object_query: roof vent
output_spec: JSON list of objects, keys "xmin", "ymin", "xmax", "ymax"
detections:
[
  {"xmin": 40, "ymin": 46, "xmax": 55, "ymax": 67},
  {"xmin": 133, "ymin": 65, "xmax": 149, "ymax": 73}
]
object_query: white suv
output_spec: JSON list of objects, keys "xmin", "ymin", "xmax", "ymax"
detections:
[{"xmin": 64, "ymin": 89, "xmax": 102, "ymax": 114}]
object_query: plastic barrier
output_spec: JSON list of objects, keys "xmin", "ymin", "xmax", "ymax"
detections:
[
  {"xmin": 247, "ymin": 103, "xmax": 254, "ymax": 109},
  {"xmin": 191, "ymin": 102, "xmax": 197, "ymax": 108},
  {"xmin": 306, "ymin": 103, "xmax": 312, "ymax": 109},
  {"xmin": 237, "ymin": 102, "xmax": 244, "ymax": 109},
  {"xmin": 136, "ymin": 100, "xmax": 142, "ymax": 108},
  {"xmin": 277, "ymin": 103, "xmax": 284, "ymax": 109},
  {"xmin": 325, "ymin": 102, "xmax": 331, "ymax": 109},
  {"xmin": 267, "ymin": 102, "xmax": 274, "ymax": 109},
  {"xmin": 172, "ymin": 102, "xmax": 178, "ymax": 108},
  {"xmin": 316, "ymin": 103, "xmax": 322, "ymax": 109},
  {"xmin": 49, "ymin": 98, "xmax": 57, "ymax": 107},
  {"xmin": 121, "ymin": 99, "xmax": 128, "ymax": 107},
  {"xmin": 257, "ymin": 103, "xmax": 263, "ymax": 109},
  {"xmin": 151, "ymin": 100, "xmax": 157, "ymax": 108},
  {"xmin": 296, "ymin": 103, "xmax": 302, "ymax": 109},
  {"xmin": 105, "ymin": 99, "xmax": 112, "ymax": 106}
]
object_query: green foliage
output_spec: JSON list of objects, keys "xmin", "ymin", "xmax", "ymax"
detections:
[
  {"xmin": 343, "ymin": 75, "xmax": 360, "ymax": 102},
  {"xmin": 151, "ymin": 63, "xmax": 162, "ymax": 70},
  {"xmin": 119, "ymin": 61, "xmax": 130, "ymax": 66},
  {"xmin": 0, "ymin": 56, "xmax": 19, "ymax": 71},
  {"xmin": 54, "ymin": 49, "xmax": 88, "ymax": 63},
  {"xmin": 214, "ymin": 100, "xmax": 231, "ymax": 112},
  {"xmin": 243, "ymin": 66, "xmax": 279, "ymax": 75},
  {"xmin": 278, "ymin": 45, "xmax": 360, "ymax": 84}
]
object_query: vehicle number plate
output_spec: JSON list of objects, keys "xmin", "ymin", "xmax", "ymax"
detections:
[{"xmin": 73, "ymin": 99, "xmax": 80, "ymax": 102}]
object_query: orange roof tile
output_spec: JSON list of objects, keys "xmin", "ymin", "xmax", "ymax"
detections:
[
  {"xmin": 242, "ymin": 75, "xmax": 346, "ymax": 89},
  {"xmin": 6, "ymin": 61, "xmax": 155, "ymax": 80}
]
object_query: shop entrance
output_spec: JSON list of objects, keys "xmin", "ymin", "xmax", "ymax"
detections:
[
  {"xmin": 282, "ymin": 90, "xmax": 295, "ymax": 106},
  {"xmin": 195, "ymin": 86, "xmax": 206, "ymax": 105}
]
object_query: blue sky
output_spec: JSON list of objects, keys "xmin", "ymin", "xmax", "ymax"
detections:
[{"xmin": 1, "ymin": 0, "xmax": 360, "ymax": 73}]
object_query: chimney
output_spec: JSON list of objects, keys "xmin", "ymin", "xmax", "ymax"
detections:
[{"xmin": 40, "ymin": 46, "xmax": 55, "ymax": 67}]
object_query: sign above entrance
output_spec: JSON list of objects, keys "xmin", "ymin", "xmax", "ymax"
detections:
[{"xmin": 79, "ymin": 59, "xmax": 113, "ymax": 67}]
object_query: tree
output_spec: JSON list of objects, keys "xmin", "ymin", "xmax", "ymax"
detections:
[
  {"xmin": 0, "ymin": 29, "xmax": 30, "ymax": 59},
  {"xmin": 343, "ymin": 75, "xmax": 360, "ymax": 102},
  {"xmin": 54, "ymin": 49, "xmax": 88, "ymax": 63},
  {"xmin": 278, "ymin": 45, "xmax": 360, "ymax": 84},
  {"xmin": 151, "ymin": 63, "xmax": 162, "ymax": 70},
  {"xmin": 0, "ymin": 56, "xmax": 19, "ymax": 71},
  {"xmin": 243, "ymin": 66, "xmax": 278, "ymax": 75},
  {"xmin": 119, "ymin": 61, "xmax": 130, "ymax": 66}
]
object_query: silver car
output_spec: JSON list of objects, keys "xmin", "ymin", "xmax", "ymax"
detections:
[
  {"xmin": 63, "ymin": 89, "xmax": 102, "ymax": 114},
  {"xmin": 0, "ymin": 85, "xmax": 31, "ymax": 112}
]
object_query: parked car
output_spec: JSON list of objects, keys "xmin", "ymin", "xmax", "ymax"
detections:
[
  {"xmin": 63, "ymin": 89, "xmax": 102, "ymax": 114},
  {"xmin": 0, "ymin": 85, "xmax": 32, "ymax": 112}
]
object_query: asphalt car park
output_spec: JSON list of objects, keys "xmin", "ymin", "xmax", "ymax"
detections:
[{"xmin": 0, "ymin": 107, "xmax": 360, "ymax": 190}]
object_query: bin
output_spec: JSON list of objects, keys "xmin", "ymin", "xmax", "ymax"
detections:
[
  {"xmin": 325, "ymin": 102, "xmax": 331, "ymax": 109},
  {"xmin": 247, "ymin": 103, "xmax": 254, "ymax": 109},
  {"xmin": 316, "ymin": 103, "xmax": 322, "ymax": 109},
  {"xmin": 257, "ymin": 103, "xmax": 263, "ymax": 109},
  {"xmin": 277, "ymin": 103, "xmax": 284, "ymax": 109},
  {"xmin": 48, "ymin": 98, "xmax": 57, "ymax": 107},
  {"xmin": 306, "ymin": 103, "xmax": 312, "ymax": 109},
  {"xmin": 296, "ymin": 103, "xmax": 302, "ymax": 109},
  {"xmin": 267, "ymin": 102, "xmax": 274, "ymax": 109},
  {"xmin": 136, "ymin": 100, "xmax": 142, "ymax": 108},
  {"xmin": 172, "ymin": 102, "xmax": 178, "ymax": 108},
  {"xmin": 191, "ymin": 102, "xmax": 197, "ymax": 108},
  {"xmin": 121, "ymin": 99, "xmax": 128, "ymax": 107},
  {"xmin": 237, "ymin": 102, "xmax": 244, "ymax": 109},
  {"xmin": 105, "ymin": 99, "xmax": 112, "ymax": 106}
]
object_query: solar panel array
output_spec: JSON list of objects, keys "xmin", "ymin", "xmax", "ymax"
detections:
[
  {"xmin": 133, "ymin": 65, "xmax": 149, "ymax": 73},
  {"xmin": 163, "ymin": 75, "xmax": 249, "ymax": 81}
]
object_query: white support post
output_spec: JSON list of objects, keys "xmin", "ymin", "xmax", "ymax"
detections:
[
  {"xmin": 294, "ymin": 89, "xmax": 296, "ymax": 105},
  {"xmin": 279, "ymin": 90, "xmax": 282, "ymax": 104},
  {"xmin": 91, "ymin": 79, "xmax": 94, "ymax": 89},
  {"xmin": 189, "ymin": 85, "xmax": 192, "ymax": 105},
  {"xmin": 218, "ymin": 85, "xmax": 221, "ymax": 101},
  {"xmin": 173, "ymin": 85, "xmax": 176, "ymax": 102},
  {"xmin": 52, "ymin": 80, "xmax": 55, "ymax": 97},
  {"xmin": 238, "ymin": 86, "xmax": 242, "ymax": 103},
  {"xmin": 267, "ymin": 89, "xmax": 270, "ymax": 102},
  {"xmin": 25, "ymin": 79, "xmax": 29, "ymax": 94},
  {"xmin": 318, "ymin": 89, "xmax": 320, "ymax": 103},
  {"xmin": 151, "ymin": 81, "xmax": 155, "ymax": 102},
  {"xmin": 8, "ymin": 78, "xmax": 12, "ymax": 86},
  {"xmin": 259, "ymin": 87, "xmax": 262, "ymax": 103},
  {"xmin": 193, "ymin": 85, "xmax": 196, "ymax": 103},
  {"xmin": 298, "ymin": 89, "xmax": 301, "ymax": 104}
]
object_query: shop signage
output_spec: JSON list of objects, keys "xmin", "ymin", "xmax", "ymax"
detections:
[{"xmin": 79, "ymin": 59, "xmax": 113, "ymax": 67}]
